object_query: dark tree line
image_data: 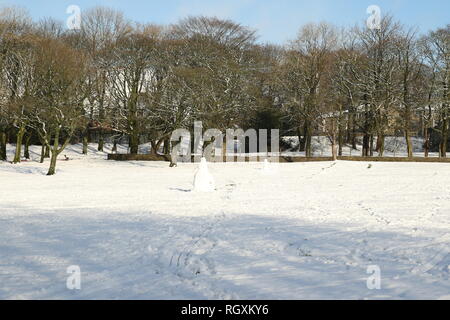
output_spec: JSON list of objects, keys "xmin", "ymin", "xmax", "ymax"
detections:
[{"xmin": 0, "ymin": 6, "xmax": 448, "ymax": 174}]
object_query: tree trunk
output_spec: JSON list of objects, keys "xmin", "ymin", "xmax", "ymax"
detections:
[
  {"xmin": 47, "ymin": 129, "xmax": 60, "ymax": 176},
  {"xmin": 351, "ymin": 120, "xmax": 357, "ymax": 150},
  {"xmin": 82, "ymin": 135, "xmax": 88, "ymax": 155},
  {"xmin": 47, "ymin": 151, "xmax": 58, "ymax": 176},
  {"xmin": 112, "ymin": 138, "xmax": 118, "ymax": 153},
  {"xmin": 129, "ymin": 133, "xmax": 139, "ymax": 155},
  {"xmin": 345, "ymin": 115, "xmax": 351, "ymax": 144},
  {"xmin": 87, "ymin": 127, "xmax": 92, "ymax": 143},
  {"xmin": 369, "ymin": 135, "xmax": 374, "ymax": 157},
  {"xmin": 98, "ymin": 129, "xmax": 104, "ymax": 152},
  {"xmin": 305, "ymin": 122, "xmax": 312, "ymax": 157},
  {"xmin": 405, "ymin": 129, "xmax": 413, "ymax": 158},
  {"xmin": 38, "ymin": 133, "xmax": 47, "ymax": 163},
  {"xmin": 163, "ymin": 138, "xmax": 170, "ymax": 155},
  {"xmin": 150, "ymin": 139, "xmax": 164, "ymax": 155},
  {"xmin": 13, "ymin": 126, "xmax": 26, "ymax": 164},
  {"xmin": 150, "ymin": 141, "xmax": 157, "ymax": 155},
  {"xmin": 0, "ymin": 131, "xmax": 7, "ymax": 161},
  {"xmin": 376, "ymin": 133, "xmax": 385, "ymax": 157},
  {"xmin": 375, "ymin": 134, "xmax": 381, "ymax": 152},
  {"xmin": 40, "ymin": 143, "xmax": 46, "ymax": 163},
  {"xmin": 24, "ymin": 133, "xmax": 31, "ymax": 159},
  {"xmin": 424, "ymin": 127, "xmax": 430, "ymax": 158},
  {"xmin": 331, "ymin": 133, "xmax": 337, "ymax": 161},
  {"xmin": 440, "ymin": 118, "xmax": 448, "ymax": 158},
  {"xmin": 362, "ymin": 133, "xmax": 370, "ymax": 157},
  {"xmin": 338, "ymin": 122, "xmax": 343, "ymax": 156},
  {"xmin": 298, "ymin": 126, "xmax": 306, "ymax": 152}
]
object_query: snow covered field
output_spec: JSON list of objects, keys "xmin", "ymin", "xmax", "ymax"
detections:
[{"xmin": 0, "ymin": 144, "xmax": 449, "ymax": 300}]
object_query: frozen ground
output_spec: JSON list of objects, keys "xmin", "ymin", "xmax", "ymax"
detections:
[{"xmin": 0, "ymin": 144, "xmax": 449, "ymax": 300}]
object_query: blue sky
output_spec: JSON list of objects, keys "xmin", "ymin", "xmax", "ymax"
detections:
[{"xmin": 2, "ymin": 0, "xmax": 449, "ymax": 43}]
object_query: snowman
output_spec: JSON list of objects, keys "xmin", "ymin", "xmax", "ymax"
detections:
[{"xmin": 193, "ymin": 157, "xmax": 215, "ymax": 192}]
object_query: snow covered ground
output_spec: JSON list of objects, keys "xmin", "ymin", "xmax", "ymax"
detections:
[{"xmin": 0, "ymin": 144, "xmax": 449, "ymax": 300}]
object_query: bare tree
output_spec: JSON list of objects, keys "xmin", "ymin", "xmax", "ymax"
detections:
[
  {"xmin": 107, "ymin": 24, "xmax": 163, "ymax": 154},
  {"xmin": 279, "ymin": 22, "xmax": 337, "ymax": 157},
  {"xmin": 395, "ymin": 27, "xmax": 425, "ymax": 158},
  {"xmin": 0, "ymin": 7, "xmax": 33, "ymax": 163},
  {"xmin": 80, "ymin": 6, "xmax": 131, "ymax": 152},
  {"xmin": 353, "ymin": 16, "xmax": 401, "ymax": 156},
  {"xmin": 421, "ymin": 25, "xmax": 449, "ymax": 157},
  {"xmin": 30, "ymin": 37, "xmax": 88, "ymax": 175}
]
